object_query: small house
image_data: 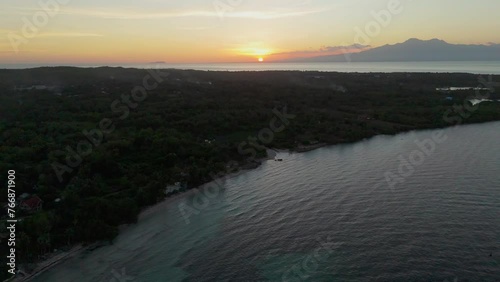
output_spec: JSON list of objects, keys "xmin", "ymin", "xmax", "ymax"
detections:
[{"xmin": 20, "ymin": 195, "xmax": 43, "ymax": 213}]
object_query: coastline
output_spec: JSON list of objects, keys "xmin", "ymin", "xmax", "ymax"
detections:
[
  {"xmin": 14, "ymin": 120, "xmax": 500, "ymax": 280},
  {"xmin": 12, "ymin": 245, "xmax": 86, "ymax": 282},
  {"xmin": 295, "ymin": 143, "xmax": 329, "ymax": 153},
  {"xmin": 12, "ymin": 149, "xmax": 278, "ymax": 281},
  {"xmin": 138, "ymin": 148, "xmax": 277, "ymax": 220}
]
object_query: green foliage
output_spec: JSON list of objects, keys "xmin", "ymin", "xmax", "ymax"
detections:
[{"xmin": 0, "ymin": 68, "xmax": 499, "ymax": 268}]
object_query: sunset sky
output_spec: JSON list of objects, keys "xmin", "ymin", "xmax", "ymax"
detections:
[{"xmin": 1, "ymin": 0, "xmax": 499, "ymax": 65}]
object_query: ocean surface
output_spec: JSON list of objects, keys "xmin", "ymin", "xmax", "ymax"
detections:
[
  {"xmin": 34, "ymin": 122, "xmax": 500, "ymax": 281},
  {"xmin": 3, "ymin": 61, "xmax": 500, "ymax": 74}
]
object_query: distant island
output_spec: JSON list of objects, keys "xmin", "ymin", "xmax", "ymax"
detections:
[{"xmin": 282, "ymin": 38, "xmax": 500, "ymax": 62}]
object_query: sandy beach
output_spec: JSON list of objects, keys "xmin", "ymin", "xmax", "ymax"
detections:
[
  {"xmin": 12, "ymin": 245, "xmax": 85, "ymax": 282},
  {"xmin": 14, "ymin": 148, "xmax": 282, "ymax": 281}
]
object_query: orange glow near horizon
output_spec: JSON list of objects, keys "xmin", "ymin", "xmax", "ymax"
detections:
[
  {"xmin": 226, "ymin": 45, "xmax": 274, "ymax": 62},
  {"xmin": 1, "ymin": 0, "xmax": 499, "ymax": 65}
]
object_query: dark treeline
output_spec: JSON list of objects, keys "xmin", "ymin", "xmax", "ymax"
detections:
[{"xmin": 0, "ymin": 67, "xmax": 499, "ymax": 275}]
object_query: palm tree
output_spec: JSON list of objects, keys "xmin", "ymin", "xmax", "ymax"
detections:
[
  {"xmin": 65, "ymin": 227, "xmax": 75, "ymax": 245},
  {"xmin": 18, "ymin": 232, "xmax": 30, "ymax": 256},
  {"xmin": 37, "ymin": 233, "xmax": 51, "ymax": 256}
]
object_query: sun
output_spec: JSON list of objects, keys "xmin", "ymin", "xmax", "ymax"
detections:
[{"xmin": 258, "ymin": 57, "xmax": 264, "ymax": 62}]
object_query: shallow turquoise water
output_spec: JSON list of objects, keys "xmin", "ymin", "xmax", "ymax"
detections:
[{"xmin": 35, "ymin": 122, "xmax": 500, "ymax": 281}]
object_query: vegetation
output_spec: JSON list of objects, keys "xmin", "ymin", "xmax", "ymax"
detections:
[{"xmin": 0, "ymin": 67, "xmax": 499, "ymax": 277}]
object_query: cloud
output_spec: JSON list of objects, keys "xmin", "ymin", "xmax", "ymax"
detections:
[
  {"xmin": 0, "ymin": 47, "xmax": 48, "ymax": 54},
  {"xmin": 58, "ymin": 9, "xmax": 213, "ymax": 19},
  {"xmin": 271, "ymin": 44, "xmax": 371, "ymax": 57},
  {"xmin": 175, "ymin": 26, "xmax": 217, "ymax": 31},
  {"xmin": 1, "ymin": 2, "xmax": 331, "ymax": 20},
  {"xmin": 222, "ymin": 8, "xmax": 328, "ymax": 19},
  {"xmin": 51, "ymin": 7, "xmax": 328, "ymax": 20},
  {"xmin": 37, "ymin": 32, "xmax": 104, "ymax": 38}
]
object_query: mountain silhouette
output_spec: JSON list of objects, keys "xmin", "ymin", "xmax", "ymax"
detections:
[{"xmin": 285, "ymin": 39, "xmax": 500, "ymax": 62}]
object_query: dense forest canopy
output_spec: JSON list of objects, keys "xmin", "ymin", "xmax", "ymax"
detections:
[{"xmin": 0, "ymin": 67, "xmax": 499, "ymax": 277}]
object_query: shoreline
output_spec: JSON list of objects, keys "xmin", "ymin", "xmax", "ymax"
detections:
[
  {"xmin": 137, "ymin": 148, "xmax": 277, "ymax": 220},
  {"xmin": 2, "ymin": 64, "xmax": 500, "ymax": 75},
  {"xmin": 15, "ymin": 120, "xmax": 500, "ymax": 280},
  {"xmin": 12, "ymin": 150, "xmax": 279, "ymax": 281},
  {"xmin": 12, "ymin": 244, "xmax": 86, "ymax": 282}
]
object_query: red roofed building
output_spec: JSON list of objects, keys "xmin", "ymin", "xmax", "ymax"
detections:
[{"xmin": 20, "ymin": 195, "xmax": 43, "ymax": 213}]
